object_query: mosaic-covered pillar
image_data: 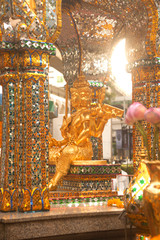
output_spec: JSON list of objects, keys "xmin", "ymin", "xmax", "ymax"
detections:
[
  {"xmin": 19, "ymin": 48, "xmax": 51, "ymax": 212},
  {"xmin": 125, "ymin": 0, "xmax": 160, "ymax": 170},
  {"xmin": 89, "ymin": 80, "xmax": 105, "ymax": 160},
  {"xmin": 0, "ymin": 0, "xmax": 62, "ymax": 212},
  {"xmin": 128, "ymin": 59, "xmax": 160, "ymax": 169},
  {"xmin": 0, "ymin": 42, "xmax": 56, "ymax": 212}
]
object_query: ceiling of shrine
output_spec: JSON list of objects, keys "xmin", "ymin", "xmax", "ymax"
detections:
[{"xmin": 55, "ymin": 0, "xmax": 160, "ymax": 86}]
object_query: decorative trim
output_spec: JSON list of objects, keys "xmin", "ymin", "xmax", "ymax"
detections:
[
  {"xmin": 127, "ymin": 57, "xmax": 160, "ymax": 72},
  {"xmin": 0, "ymin": 187, "xmax": 50, "ymax": 212},
  {"xmin": 49, "ymin": 190, "xmax": 121, "ymax": 205},
  {"xmin": 49, "ymin": 164, "xmax": 121, "ymax": 175},
  {"xmin": 0, "ymin": 40, "xmax": 56, "ymax": 55},
  {"xmin": 88, "ymin": 80, "xmax": 104, "ymax": 88}
]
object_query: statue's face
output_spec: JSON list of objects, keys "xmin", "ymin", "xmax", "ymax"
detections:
[
  {"xmin": 71, "ymin": 88, "xmax": 91, "ymax": 109},
  {"xmin": 79, "ymin": 91, "xmax": 91, "ymax": 107},
  {"xmin": 71, "ymin": 91, "xmax": 81, "ymax": 109}
]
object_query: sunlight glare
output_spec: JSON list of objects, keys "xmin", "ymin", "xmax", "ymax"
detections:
[{"xmin": 111, "ymin": 39, "xmax": 132, "ymax": 95}]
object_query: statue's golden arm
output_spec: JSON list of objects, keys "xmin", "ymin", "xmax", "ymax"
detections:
[
  {"xmin": 56, "ymin": 139, "xmax": 68, "ymax": 147},
  {"xmin": 102, "ymin": 104, "xmax": 124, "ymax": 118},
  {"xmin": 90, "ymin": 104, "xmax": 124, "ymax": 137},
  {"xmin": 90, "ymin": 117, "xmax": 108, "ymax": 138},
  {"xmin": 60, "ymin": 116, "xmax": 72, "ymax": 139},
  {"xmin": 49, "ymin": 135, "xmax": 68, "ymax": 148},
  {"xmin": 74, "ymin": 121, "xmax": 90, "ymax": 145}
]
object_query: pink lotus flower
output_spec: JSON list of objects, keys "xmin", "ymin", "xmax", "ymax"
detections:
[
  {"xmin": 144, "ymin": 108, "xmax": 160, "ymax": 126},
  {"xmin": 125, "ymin": 102, "xmax": 147, "ymax": 125}
]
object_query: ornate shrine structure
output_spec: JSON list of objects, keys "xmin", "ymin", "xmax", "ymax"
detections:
[
  {"xmin": 0, "ymin": 4, "xmax": 159, "ymax": 240},
  {"xmin": 55, "ymin": 0, "xmax": 160, "ymax": 170}
]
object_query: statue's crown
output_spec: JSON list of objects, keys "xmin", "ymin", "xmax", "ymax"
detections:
[
  {"xmin": 71, "ymin": 74, "xmax": 91, "ymax": 95},
  {"xmin": 72, "ymin": 74, "xmax": 89, "ymax": 88}
]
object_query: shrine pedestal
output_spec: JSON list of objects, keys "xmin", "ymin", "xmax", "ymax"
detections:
[{"xmin": 49, "ymin": 161, "xmax": 121, "ymax": 204}]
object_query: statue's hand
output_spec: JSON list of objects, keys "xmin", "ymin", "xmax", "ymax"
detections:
[
  {"xmin": 50, "ymin": 138, "xmax": 60, "ymax": 147},
  {"xmin": 91, "ymin": 107, "xmax": 107, "ymax": 120},
  {"xmin": 91, "ymin": 106, "xmax": 102, "ymax": 117}
]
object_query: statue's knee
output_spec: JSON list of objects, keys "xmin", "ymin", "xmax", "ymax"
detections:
[{"xmin": 62, "ymin": 145, "xmax": 77, "ymax": 155}]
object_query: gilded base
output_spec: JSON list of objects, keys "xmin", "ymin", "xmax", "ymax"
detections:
[
  {"xmin": 19, "ymin": 188, "xmax": 50, "ymax": 212},
  {"xmin": 0, "ymin": 187, "xmax": 50, "ymax": 212},
  {"xmin": 49, "ymin": 163, "xmax": 121, "ymax": 192},
  {"xmin": 0, "ymin": 188, "xmax": 18, "ymax": 212},
  {"xmin": 49, "ymin": 189, "xmax": 118, "ymax": 205}
]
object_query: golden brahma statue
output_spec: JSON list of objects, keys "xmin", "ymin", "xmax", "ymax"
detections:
[{"xmin": 49, "ymin": 75, "xmax": 124, "ymax": 190}]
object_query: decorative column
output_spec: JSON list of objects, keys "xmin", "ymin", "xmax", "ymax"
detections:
[
  {"xmin": 89, "ymin": 80, "xmax": 105, "ymax": 160},
  {"xmin": 126, "ymin": 0, "xmax": 160, "ymax": 170},
  {"xmin": 128, "ymin": 59, "xmax": 160, "ymax": 169},
  {"xmin": 0, "ymin": 0, "xmax": 62, "ymax": 212}
]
